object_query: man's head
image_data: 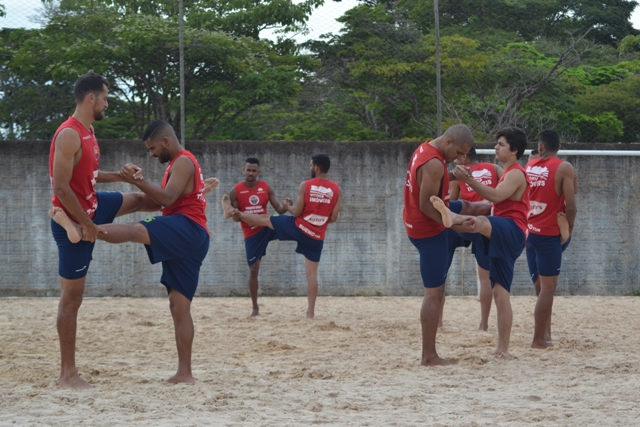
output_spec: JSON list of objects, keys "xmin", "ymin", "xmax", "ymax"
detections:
[
  {"xmin": 441, "ymin": 124, "xmax": 474, "ymax": 163},
  {"xmin": 495, "ymin": 127, "xmax": 527, "ymax": 161},
  {"xmin": 244, "ymin": 157, "xmax": 260, "ymax": 184},
  {"xmin": 74, "ymin": 72, "xmax": 110, "ymax": 121},
  {"xmin": 310, "ymin": 154, "xmax": 330, "ymax": 178},
  {"xmin": 142, "ymin": 120, "xmax": 180, "ymax": 163},
  {"xmin": 538, "ymin": 129, "xmax": 560, "ymax": 154},
  {"xmin": 455, "ymin": 146, "xmax": 478, "ymax": 166}
]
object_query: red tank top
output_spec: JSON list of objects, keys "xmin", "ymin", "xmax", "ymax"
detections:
[
  {"xmin": 492, "ymin": 163, "xmax": 529, "ymax": 235},
  {"xmin": 234, "ymin": 180, "xmax": 270, "ymax": 238},
  {"xmin": 294, "ymin": 178, "xmax": 340, "ymax": 241},
  {"xmin": 459, "ymin": 162, "xmax": 498, "ymax": 202},
  {"xmin": 403, "ymin": 141, "xmax": 449, "ymax": 239},
  {"xmin": 161, "ymin": 150, "xmax": 209, "ymax": 234},
  {"xmin": 49, "ymin": 116, "xmax": 100, "ymax": 221},
  {"xmin": 526, "ymin": 157, "xmax": 565, "ymax": 236}
]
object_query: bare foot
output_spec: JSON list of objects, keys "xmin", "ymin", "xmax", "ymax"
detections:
[
  {"xmin": 204, "ymin": 177, "xmax": 219, "ymax": 195},
  {"xmin": 491, "ymin": 348, "xmax": 509, "ymax": 356},
  {"xmin": 49, "ymin": 207, "xmax": 82, "ymax": 243},
  {"xmin": 531, "ymin": 340, "xmax": 553, "ymax": 350},
  {"xmin": 557, "ymin": 212, "xmax": 570, "ymax": 244},
  {"xmin": 307, "ymin": 311, "xmax": 315, "ymax": 319},
  {"xmin": 166, "ymin": 373, "xmax": 195, "ymax": 384},
  {"xmin": 220, "ymin": 194, "xmax": 236, "ymax": 219},
  {"xmin": 251, "ymin": 308, "xmax": 260, "ymax": 317},
  {"xmin": 478, "ymin": 323, "xmax": 488, "ymax": 332},
  {"xmin": 430, "ymin": 196, "xmax": 457, "ymax": 228},
  {"xmin": 57, "ymin": 374, "xmax": 92, "ymax": 389},
  {"xmin": 421, "ymin": 356, "xmax": 451, "ymax": 367}
]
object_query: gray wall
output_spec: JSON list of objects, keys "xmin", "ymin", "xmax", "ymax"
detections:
[{"xmin": 1, "ymin": 141, "xmax": 638, "ymax": 297}]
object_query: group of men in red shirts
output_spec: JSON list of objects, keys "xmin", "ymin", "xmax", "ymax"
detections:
[{"xmin": 404, "ymin": 125, "xmax": 577, "ymax": 365}]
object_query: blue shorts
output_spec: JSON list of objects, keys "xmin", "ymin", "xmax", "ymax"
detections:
[
  {"xmin": 270, "ymin": 215, "xmax": 324, "ymax": 262},
  {"xmin": 245, "ymin": 227, "xmax": 277, "ymax": 266},
  {"xmin": 562, "ymin": 236, "xmax": 571, "ymax": 252},
  {"xmin": 409, "ymin": 230, "xmax": 450, "ymax": 288},
  {"xmin": 526, "ymin": 234, "xmax": 563, "ymax": 283},
  {"xmin": 460, "ymin": 217, "xmax": 525, "ymax": 293},
  {"xmin": 140, "ymin": 214, "xmax": 210, "ymax": 301},
  {"xmin": 51, "ymin": 191, "xmax": 123, "ymax": 280}
]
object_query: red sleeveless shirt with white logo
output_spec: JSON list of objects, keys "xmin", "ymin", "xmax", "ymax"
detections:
[
  {"xmin": 526, "ymin": 157, "xmax": 564, "ymax": 236},
  {"xmin": 492, "ymin": 163, "xmax": 529, "ymax": 235},
  {"xmin": 161, "ymin": 150, "xmax": 209, "ymax": 234},
  {"xmin": 295, "ymin": 178, "xmax": 340, "ymax": 241},
  {"xmin": 403, "ymin": 141, "xmax": 449, "ymax": 239},
  {"xmin": 49, "ymin": 116, "xmax": 100, "ymax": 221},
  {"xmin": 235, "ymin": 180, "xmax": 270, "ymax": 238},
  {"xmin": 459, "ymin": 162, "xmax": 498, "ymax": 202}
]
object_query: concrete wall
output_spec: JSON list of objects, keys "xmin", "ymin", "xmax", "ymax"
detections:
[{"xmin": 1, "ymin": 140, "xmax": 639, "ymax": 297}]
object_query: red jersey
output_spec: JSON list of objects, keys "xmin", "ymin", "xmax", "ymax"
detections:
[
  {"xmin": 403, "ymin": 141, "xmax": 449, "ymax": 239},
  {"xmin": 234, "ymin": 180, "xmax": 270, "ymax": 238},
  {"xmin": 492, "ymin": 163, "xmax": 529, "ymax": 235},
  {"xmin": 459, "ymin": 162, "xmax": 498, "ymax": 202},
  {"xmin": 294, "ymin": 178, "xmax": 340, "ymax": 241},
  {"xmin": 161, "ymin": 150, "xmax": 209, "ymax": 234},
  {"xmin": 49, "ymin": 116, "xmax": 100, "ymax": 221},
  {"xmin": 526, "ymin": 157, "xmax": 565, "ymax": 236}
]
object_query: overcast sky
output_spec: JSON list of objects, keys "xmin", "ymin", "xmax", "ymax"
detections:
[{"xmin": 2, "ymin": 0, "xmax": 640, "ymax": 40}]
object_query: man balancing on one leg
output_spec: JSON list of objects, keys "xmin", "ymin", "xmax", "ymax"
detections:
[
  {"xmin": 223, "ymin": 158, "xmax": 290, "ymax": 316},
  {"xmin": 222, "ymin": 154, "xmax": 342, "ymax": 319},
  {"xmin": 403, "ymin": 124, "xmax": 479, "ymax": 366},
  {"xmin": 432, "ymin": 127, "xmax": 530, "ymax": 356},
  {"xmin": 51, "ymin": 119, "xmax": 216, "ymax": 384},
  {"xmin": 525, "ymin": 129, "xmax": 577, "ymax": 349}
]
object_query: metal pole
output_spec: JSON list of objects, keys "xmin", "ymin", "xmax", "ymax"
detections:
[
  {"xmin": 434, "ymin": 0, "xmax": 442, "ymax": 136},
  {"xmin": 179, "ymin": 0, "xmax": 186, "ymax": 147}
]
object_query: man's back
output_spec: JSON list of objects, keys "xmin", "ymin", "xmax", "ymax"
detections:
[{"xmin": 295, "ymin": 178, "xmax": 340, "ymax": 241}]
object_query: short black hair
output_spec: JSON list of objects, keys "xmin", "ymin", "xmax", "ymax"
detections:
[
  {"xmin": 246, "ymin": 157, "xmax": 260, "ymax": 166},
  {"xmin": 74, "ymin": 72, "xmax": 109, "ymax": 103},
  {"xmin": 466, "ymin": 147, "xmax": 478, "ymax": 162},
  {"xmin": 530, "ymin": 148, "xmax": 539, "ymax": 155},
  {"xmin": 311, "ymin": 154, "xmax": 330, "ymax": 173},
  {"xmin": 142, "ymin": 119, "xmax": 173, "ymax": 142},
  {"xmin": 495, "ymin": 128, "xmax": 528, "ymax": 160},
  {"xmin": 538, "ymin": 130, "xmax": 560, "ymax": 152}
]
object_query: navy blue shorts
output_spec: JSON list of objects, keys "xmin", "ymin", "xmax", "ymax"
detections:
[
  {"xmin": 51, "ymin": 191, "xmax": 123, "ymax": 280},
  {"xmin": 409, "ymin": 230, "xmax": 450, "ymax": 288},
  {"xmin": 270, "ymin": 215, "xmax": 324, "ymax": 262},
  {"xmin": 562, "ymin": 236, "xmax": 571, "ymax": 252},
  {"xmin": 140, "ymin": 214, "xmax": 210, "ymax": 301},
  {"xmin": 245, "ymin": 227, "xmax": 277, "ymax": 266},
  {"xmin": 526, "ymin": 233, "xmax": 563, "ymax": 283},
  {"xmin": 460, "ymin": 217, "xmax": 525, "ymax": 293}
]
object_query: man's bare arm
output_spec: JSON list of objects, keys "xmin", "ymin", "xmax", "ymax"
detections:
[
  {"xmin": 51, "ymin": 128, "xmax": 104, "ymax": 242},
  {"xmin": 286, "ymin": 182, "xmax": 306, "ymax": 217},
  {"xmin": 228, "ymin": 188, "xmax": 240, "ymax": 221},
  {"xmin": 328, "ymin": 187, "xmax": 342, "ymax": 224},
  {"xmin": 417, "ymin": 158, "xmax": 446, "ymax": 223},
  {"xmin": 268, "ymin": 186, "xmax": 289, "ymax": 215},
  {"xmin": 449, "ymin": 181, "xmax": 460, "ymax": 201},
  {"xmin": 454, "ymin": 166, "xmax": 524, "ymax": 204},
  {"xmin": 121, "ymin": 157, "xmax": 193, "ymax": 208},
  {"xmin": 560, "ymin": 162, "xmax": 577, "ymax": 234}
]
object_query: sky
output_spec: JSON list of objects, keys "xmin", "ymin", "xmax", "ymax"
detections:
[{"xmin": 2, "ymin": 0, "xmax": 640, "ymax": 40}]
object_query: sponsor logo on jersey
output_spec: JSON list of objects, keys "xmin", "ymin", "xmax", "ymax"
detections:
[
  {"xmin": 310, "ymin": 185, "xmax": 333, "ymax": 204},
  {"xmin": 529, "ymin": 200, "xmax": 547, "ymax": 217},
  {"xmin": 249, "ymin": 195, "xmax": 260, "ymax": 205},
  {"xmin": 526, "ymin": 165, "xmax": 549, "ymax": 187},
  {"xmin": 257, "ymin": 187, "xmax": 264, "ymax": 192},
  {"xmin": 303, "ymin": 213, "xmax": 329, "ymax": 226}
]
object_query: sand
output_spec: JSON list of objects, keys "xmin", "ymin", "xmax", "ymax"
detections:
[{"xmin": 1, "ymin": 296, "xmax": 639, "ymax": 426}]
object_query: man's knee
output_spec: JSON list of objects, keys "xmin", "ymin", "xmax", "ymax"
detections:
[
  {"xmin": 424, "ymin": 285, "xmax": 445, "ymax": 300},
  {"xmin": 249, "ymin": 261, "xmax": 261, "ymax": 277}
]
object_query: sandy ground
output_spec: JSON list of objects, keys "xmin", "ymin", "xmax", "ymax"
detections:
[{"xmin": 1, "ymin": 296, "xmax": 639, "ymax": 426}]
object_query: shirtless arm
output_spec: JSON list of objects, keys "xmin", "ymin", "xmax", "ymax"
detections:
[
  {"xmin": 328, "ymin": 187, "xmax": 342, "ymax": 224},
  {"xmin": 494, "ymin": 164, "xmax": 504, "ymax": 180},
  {"xmin": 51, "ymin": 128, "xmax": 104, "ymax": 242},
  {"xmin": 454, "ymin": 165, "xmax": 525, "ymax": 204},
  {"xmin": 268, "ymin": 186, "xmax": 289, "ymax": 215},
  {"xmin": 559, "ymin": 162, "xmax": 577, "ymax": 234},
  {"xmin": 228, "ymin": 188, "xmax": 240, "ymax": 221},
  {"xmin": 120, "ymin": 157, "xmax": 193, "ymax": 208},
  {"xmin": 449, "ymin": 181, "xmax": 460, "ymax": 201},
  {"xmin": 417, "ymin": 158, "xmax": 446, "ymax": 223},
  {"xmin": 285, "ymin": 182, "xmax": 306, "ymax": 217}
]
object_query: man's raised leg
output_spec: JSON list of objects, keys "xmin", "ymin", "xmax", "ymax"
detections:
[
  {"xmin": 167, "ymin": 289, "xmax": 195, "ymax": 384},
  {"xmin": 557, "ymin": 213, "xmax": 570, "ymax": 244},
  {"xmin": 249, "ymin": 260, "xmax": 261, "ymax": 316},
  {"xmin": 222, "ymin": 195, "xmax": 274, "ymax": 229},
  {"xmin": 305, "ymin": 258, "xmax": 320, "ymax": 319},
  {"xmin": 421, "ymin": 286, "xmax": 450, "ymax": 366},
  {"xmin": 49, "ymin": 208, "xmax": 83, "ymax": 244},
  {"xmin": 532, "ymin": 275, "xmax": 557, "ymax": 349},
  {"xmin": 492, "ymin": 283, "xmax": 512, "ymax": 356},
  {"xmin": 57, "ymin": 277, "xmax": 91, "ymax": 389}
]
